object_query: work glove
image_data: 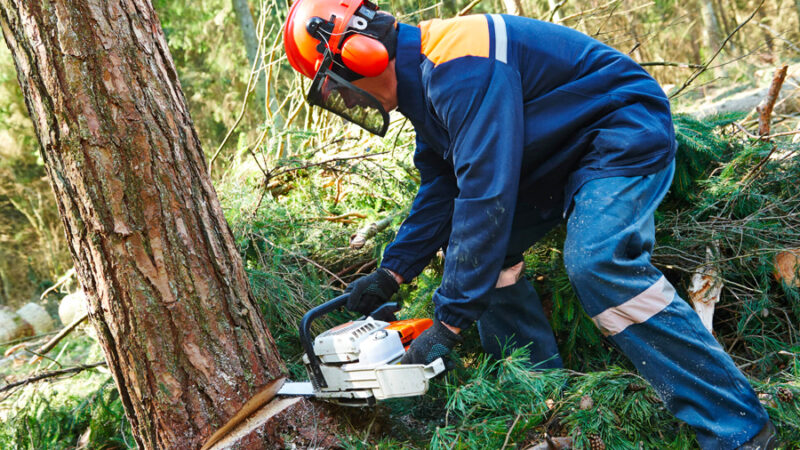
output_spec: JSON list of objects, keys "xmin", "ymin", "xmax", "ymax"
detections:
[
  {"xmin": 400, "ymin": 319, "xmax": 463, "ymax": 369},
  {"xmin": 345, "ymin": 268, "xmax": 399, "ymax": 316}
]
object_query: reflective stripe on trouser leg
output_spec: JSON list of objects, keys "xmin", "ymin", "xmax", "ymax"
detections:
[
  {"xmin": 564, "ymin": 161, "xmax": 768, "ymax": 450},
  {"xmin": 477, "ymin": 277, "xmax": 563, "ymax": 369}
]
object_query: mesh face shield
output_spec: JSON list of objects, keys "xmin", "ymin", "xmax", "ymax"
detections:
[{"xmin": 307, "ymin": 54, "xmax": 390, "ymax": 136}]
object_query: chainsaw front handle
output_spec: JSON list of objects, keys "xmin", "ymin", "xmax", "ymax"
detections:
[{"xmin": 299, "ymin": 294, "xmax": 399, "ymax": 388}]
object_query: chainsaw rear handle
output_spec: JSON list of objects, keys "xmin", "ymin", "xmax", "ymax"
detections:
[{"xmin": 299, "ymin": 294, "xmax": 399, "ymax": 388}]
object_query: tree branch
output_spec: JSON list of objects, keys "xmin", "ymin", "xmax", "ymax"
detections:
[
  {"xmin": 640, "ymin": 61, "xmax": 704, "ymax": 69},
  {"xmin": 757, "ymin": 65, "xmax": 789, "ymax": 137},
  {"xmin": 27, "ymin": 312, "xmax": 89, "ymax": 365},
  {"xmin": 0, "ymin": 361, "xmax": 107, "ymax": 394},
  {"xmin": 458, "ymin": 0, "xmax": 484, "ymax": 16},
  {"xmin": 265, "ymin": 151, "xmax": 389, "ymax": 182},
  {"xmin": 669, "ymin": 0, "xmax": 765, "ymax": 99}
]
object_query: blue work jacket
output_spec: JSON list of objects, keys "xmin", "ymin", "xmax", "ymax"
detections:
[{"xmin": 381, "ymin": 15, "xmax": 676, "ymax": 329}]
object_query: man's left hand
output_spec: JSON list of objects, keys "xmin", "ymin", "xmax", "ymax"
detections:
[{"xmin": 400, "ymin": 319, "xmax": 463, "ymax": 368}]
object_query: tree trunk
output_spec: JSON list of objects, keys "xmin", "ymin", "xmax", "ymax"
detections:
[
  {"xmin": 796, "ymin": 0, "xmax": 800, "ymax": 34},
  {"xmin": 0, "ymin": 1, "xmax": 334, "ymax": 448},
  {"xmin": 699, "ymin": 0, "xmax": 722, "ymax": 52},
  {"xmin": 502, "ymin": 0, "xmax": 525, "ymax": 16},
  {"xmin": 231, "ymin": 0, "xmax": 267, "ymax": 117}
]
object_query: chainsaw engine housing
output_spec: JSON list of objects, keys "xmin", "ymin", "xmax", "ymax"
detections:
[{"xmin": 302, "ymin": 317, "xmax": 444, "ymax": 405}]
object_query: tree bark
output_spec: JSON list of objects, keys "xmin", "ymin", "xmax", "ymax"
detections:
[{"xmin": 0, "ymin": 1, "xmax": 334, "ymax": 448}]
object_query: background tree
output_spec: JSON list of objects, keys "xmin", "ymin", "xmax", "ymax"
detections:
[
  {"xmin": 232, "ymin": 0, "xmax": 267, "ymax": 116},
  {"xmin": 700, "ymin": 0, "xmax": 723, "ymax": 52},
  {"xmin": 0, "ymin": 0, "xmax": 333, "ymax": 448}
]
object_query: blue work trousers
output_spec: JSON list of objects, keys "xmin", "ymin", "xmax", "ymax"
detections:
[{"xmin": 476, "ymin": 161, "xmax": 769, "ymax": 449}]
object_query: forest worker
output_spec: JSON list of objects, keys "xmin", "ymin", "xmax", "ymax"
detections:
[{"xmin": 283, "ymin": 1, "xmax": 777, "ymax": 448}]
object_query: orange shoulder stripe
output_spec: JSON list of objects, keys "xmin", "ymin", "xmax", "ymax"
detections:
[{"xmin": 419, "ymin": 15, "xmax": 490, "ymax": 65}]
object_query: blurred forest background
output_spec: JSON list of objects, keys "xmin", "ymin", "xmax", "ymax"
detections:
[{"xmin": 1, "ymin": 0, "xmax": 799, "ymax": 448}]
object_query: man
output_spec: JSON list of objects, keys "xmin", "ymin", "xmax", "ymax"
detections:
[{"xmin": 283, "ymin": 1, "xmax": 776, "ymax": 448}]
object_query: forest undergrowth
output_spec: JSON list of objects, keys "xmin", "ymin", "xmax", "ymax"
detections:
[
  {"xmin": 2, "ymin": 0, "xmax": 800, "ymax": 447},
  {"xmin": 2, "ymin": 112, "xmax": 798, "ymax": 449}
]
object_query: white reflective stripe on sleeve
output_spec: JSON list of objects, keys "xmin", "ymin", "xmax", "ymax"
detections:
[
  {"xmin": 490, "ymin": 14, "xmax": 507, "ymax": 64},
  {"xmin": 591, "ymin": 276, "xmax": 676, "ymax": 337}
]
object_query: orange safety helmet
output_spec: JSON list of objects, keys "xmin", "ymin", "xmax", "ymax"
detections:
[
  {"xmin": 284, "ymin": 0, "xmax": 390, "ymax": 79},
  {"xmin": 283, "ymin": 0, "xmax": 394, "ymax": 136}
]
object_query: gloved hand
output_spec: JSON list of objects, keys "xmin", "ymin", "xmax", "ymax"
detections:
[
  {"xmin": 400, "ymin": 319, "xmax": 463, "ymax": 369},
  {"xmin": 345, "ymin": 268, "xmax": 400, "ymax": 316}
]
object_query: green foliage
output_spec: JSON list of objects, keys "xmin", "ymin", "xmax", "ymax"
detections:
[
  {"xmin": 670, "ymin": 113, "xmax": 742, "ymax": 204},
  {"xmin": 1, "ymin": 331, "xmax": 133, "ymax": 448},
  {"xmin": 558, "ymin": 368, "xmax": 696, "ymax": 449},
  {"xmin": 430, "ymin": 348, "xmax": 567, "ymax": 449},
  {"xmin": 524, "ymin": 233, "xmax": 615, "ymax": 369},
  {"xmin": 752, "ymin": 368, "xmax": 800, "ymax": 446},
  {"xmin": 216, "ymin": 128, "xmax": 420, "ymax": 377},
  {"xmin": 210, "ymin": 105, "xmax": 800, "ymax": 448},
  {"xmin": 152, "ymin": 0, "xmax": 256, "ymax": 154},
  {"xmin": 0, "ymin": 377, "xmax": 134, "ymax": 449},
  {"xmin": 421, "ymin": 349, "xmax": 699, "ymax": 449}
]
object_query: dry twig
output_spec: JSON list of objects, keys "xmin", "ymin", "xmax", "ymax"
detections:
[
  {"xmin": 265, "ymin": 151, "xmax": 388, "ymax": 182},
  {"xmin": 500, "ymin": 413, "xmax": 522, "ymax": 450},
  {"xmin": 757, "ymin": 65, "xmax": 789, "ymax": 137},
  {"xmin": 458, "ymin": 0, "xmax": 483, "ymax": 16},
  {"xmin": 27, "ymin": 312, "xmax": 89, "ymax": 365},
  {"xmin": 39, "ymin": 268, "xmax": 75, "ymax": 301},
  {"xmin": 0, "ymin": 330, "xmax": 58, "ymax": 349},
  {"xmin": 640, "ymin": 61, "xmax": 704, "ymax": 69},
  {"xmin": 732, "ymin": 122, "xmax": 800, "ymax": 140},
  {"xmin": 0, "ymin": 361, "xmax": 106, "ymax": 395},
  {"xmin": 670, "ymin": 0, "xmax": 765, "ymax": 99},
  {"xmin": 557, "ymin": 0, "xmax": 620, "ymax": 23}
]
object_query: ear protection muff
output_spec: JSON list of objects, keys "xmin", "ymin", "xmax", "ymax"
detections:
[
  {"xmin": 305, "ymin": 9, "xmax": 389, "ymax": 79},
  {"xmin": 340, "ymin": 34, "xmax": 389, "ymax": 77}
]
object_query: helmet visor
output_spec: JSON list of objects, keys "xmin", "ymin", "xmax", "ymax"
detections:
[{"xmin": 307, "ymin": 63, "xmax": 390, "ymax": 136}]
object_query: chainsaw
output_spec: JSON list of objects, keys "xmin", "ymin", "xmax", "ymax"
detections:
[{"xmin": 277, "ymin": 294, "xmax": 446, "ymax": 406}]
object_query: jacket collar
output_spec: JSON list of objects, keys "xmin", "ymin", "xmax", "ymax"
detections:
[{"xmin": 395, "ymin": 23, "xmax": 426, "ymax": 124}]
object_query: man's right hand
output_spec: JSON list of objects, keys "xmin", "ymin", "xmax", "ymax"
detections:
[{"xmin": 345, "ymin": 268, "xmax": 400, "ymax": 316}]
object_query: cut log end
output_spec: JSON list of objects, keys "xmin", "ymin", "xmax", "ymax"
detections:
[
  {"xmin": 209, "ymin": 397, "xmax": 339, "ymax": 450},
  {"xmin": 774, "ymin": 249, "xmax": 800, "ymax": 287}
]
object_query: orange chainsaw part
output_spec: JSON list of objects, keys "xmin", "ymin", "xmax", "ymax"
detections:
[{"xmin": 386, "ymin": 318, "xmax": 433, "ymax": 347}]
